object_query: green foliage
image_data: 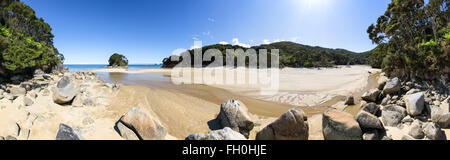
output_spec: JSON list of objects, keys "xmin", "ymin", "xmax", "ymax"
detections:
[
  {"xmin": 108, "ymin": 53, "xmax": 128, "ymax": 67},
  {"xmin": 162, "ymin": 41, "xmax": 370, "ymax": 68},
  {"xmin": 0, "ymin": 0, "xmax": 63, "ymax": 77},
  {"xmin": 367, "ymin": 0, "xmax": 449, "ymax": 77}
]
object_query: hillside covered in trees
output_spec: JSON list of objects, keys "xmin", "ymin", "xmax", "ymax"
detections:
[
  {"xmin": 0, "ymin": 0, "xmax": 63, "ymax": 78},
  {"xmin": 367, "ymin": 0, "xmax": 449, "ymax": 78},
  {"xmin": 162, "ymin": 41, "xmax": 370, "ymax": 68}
]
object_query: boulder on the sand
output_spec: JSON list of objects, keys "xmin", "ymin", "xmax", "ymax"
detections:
[
  {"xmin": 23, "ymin": 97, "xmax": 34, "ymax": 106},
  {"xmin": 115, "ymin": 121, "xmax": 139, "ymax": 140},
  {"xmin": 56, "ymin": 123, "xmax": 84, "ymax": 140},
  {"xmin": 381, "ymin": 105, "xmax": 407, "ymax": 127},
  {"xmin": 186, "ymin": 127, "xmax": 246, "ymax": 140},
  {"xmin": 53, "ymin": 76, "xmax": 78, "ymax": 104},
  {"xmin": 9, "ymin": 87, "xmax": 26, "ymax": 98},
  {"xmin": 344, "ymin": 96, "xmax": 355, "ymax": 105},
  {"xmin": 119, "ymin": 107, "xmax": 167, "ymax": 140},
  {"xmin": 408, "ymin": 120, "xmax": 425, "ymax": 139},
  {"xmin": 256, "ymin": 109, "xmax": 309, "ymax": 140},
  {"xmin": 361, "ymin": 103, "xmax": 381, "ymax": 116},
  {"xmin": 405, "ymin": 92, "xmax": 425, "ymax": 116},
  {"xmin": 422, "ymin": 122, "xmax": 446, "ymax": 140},
  {"xmin": 322, "ymin": 109, "xmax": 362, "ymax": 140},
  {"xmin": 362, "ymin": 89, "xmax": 381, "ymax": 102},
  {"xmin": 430, "ymin": 106, "xmax": 450, "ymax": 128},
  {"xmin": 216, "ymin": 100, "xmax": 254, "ymax": 139},
  {"xmin": 383, "ymin": 77, "xmax": 401, "ymax": 94},
  {"xmin": 356, "ymin": 111, "xmax": 383, "ymax": 129}
]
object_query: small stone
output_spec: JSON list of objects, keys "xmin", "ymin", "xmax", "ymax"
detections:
[
  {"xmin": 362, "ymin": 89, "xmax": 381, "ymax": 102},
  {"xmin": 423, "ymin": 122, "xmax": 446, "ymax": 140},
  {"xmin": 23, "ymin": 97, "xmax": 34, "ymax": 106},
  {"xmin": 408, "ymin": 120, "xmax": 425, "ymax": 139},
  {"xmin": 356, "ymin": 111, "xmax": 384, "ymax": 129},
  {"xmin": 56, "ymin": 123, "xmax": 84, "ymax": 140},
  {"xmin": 344, "ymin": 96, "xmax": 355, "ymax": 105}
]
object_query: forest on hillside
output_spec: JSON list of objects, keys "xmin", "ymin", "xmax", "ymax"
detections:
[
  {"xmin": 162, "ymin": 41, "xmax": 371, "ymax": 68},
  {"xmin": 0, "ymin": 0, "xmax": 63, "ymax": 78}
]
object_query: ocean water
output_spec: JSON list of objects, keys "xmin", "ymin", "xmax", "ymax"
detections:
[{"xmin": 64, "ymin": 64, "xmax": 162, "ymax": 72}]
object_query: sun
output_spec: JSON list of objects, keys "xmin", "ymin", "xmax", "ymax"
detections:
[{"xmin": 295, "ymin": 0, "xmax": 330, "ymax": 9}]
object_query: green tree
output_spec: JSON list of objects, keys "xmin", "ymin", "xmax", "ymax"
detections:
[
  {"xmin": 108, "ymin": 53, "xmax": 128, "ymax": 67},
  {"xmin": 367, "ymin": 0, "xmax": 449, "ymax": 77},
  {"xmin": 0, "ymin": 0, "xmax": 63, "ymax": 77}
]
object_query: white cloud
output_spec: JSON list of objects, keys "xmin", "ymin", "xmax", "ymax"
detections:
[
  {"xmin": 219, "ymin": 41, "xmax": 229, "ymax": 45},
  {"xmin": 263, "ymin": 39, "xmax": 271, "ymax": 44},
  {"xmin": 232, "ymin": 38, "xmax": 251, "ymax": 48},
  {"xmin": 208, "ymin": 18, "xmax": 215, "ymax": 22}
]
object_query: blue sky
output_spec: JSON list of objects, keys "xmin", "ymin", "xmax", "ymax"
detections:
[{"xmin": 23, "ymin": 0, "xmax": 391, "ymax": 64}]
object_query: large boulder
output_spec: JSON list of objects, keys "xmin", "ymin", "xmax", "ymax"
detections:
[
  {"xmin": 430, "ymin": 105, "xmax": 450, "ymax": 128},
  {"xmin": 361, "ymin": 89, "xmax": 381, "ymax": 102},
  {"xmin": 53, "ymin": 76, "xmax": 78, "ymax": 104},
  {"xmin": 216, "ymin": 100, "xmax": 254, "ymax": 139},
  {"xmin": 381, "ymin": 105, "xmax": 407, "ymax": 127},
  {"xmin": 422, "ymin": 122, "xmax": 446, "ymax": 140},
  {"xmin": 408, "ymin": 120, "xmax": 425, "ymax": 139},
  {"xmin": 382, "ymin": 77, "xmax": 401, "ymax": 95},
  {"xmin": 322, "ymin": 109, "xmax": 362, "ymax": 140},
  {"xmin": 404, "ymin": 92, "xmax": 425, "ymax": 116},
  {"xmin": 118, "ymin": 107, "xmax": 167, "ymax": 140},
  {"xmin": 56, "ymin": 123, "xmax": 84, "ymax": 140},
  {"xmin": 356, "ymin": 111, "xmax": 384, "ymax": 129},
  {"xmin": 185, "ymin": 127, "xmax": 246, "ymax": 140},
  {"xmin": 256, "ymin": 109, "xmax": 309, "ymax": 140}
]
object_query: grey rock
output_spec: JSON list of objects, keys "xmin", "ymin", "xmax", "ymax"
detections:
[
  {"xmin": 119, "ymin": 107, "xmax": 167, "ymax": 140},
  {"xmin": 356, "ymin": 111, "xmax": 384, "ymax": 129},
  {"xmin": 256, "ymin": 109, "xmax": 309, "ymax": 140},
  {"xmin": 423, "ymin": 122, "xmax": 446, "ymax": 140},
  {"xmin": 362, "ymin": 89, "xmax": 381, "ymax": 102},
  {"xmin": 186, "ymin": 127, "xmax": 247, "ymax": 140},
  {"xmin": 322, "ymin": 109, "xmax": 362, "ymax": 140},
  {"xmin": 383, "ymin": 77, "xmax": 401, "ymax": 94},
  {"xmin": 430, "ymin": 105, "xmax": 450, "ymax": 128},
  {"xmin": 23, "ymin": 97, "xmax": 34, "ymax": 106},
  {"xmin": 408, "ymin": 120, "xmax": 425, "ymax": 139},
  {"xmin": 361, "ymin": 103, "xmax": 380, "ymax": 116},
  {"xmin": 382, "ymin": 105, "xmax": 407, "ymax": 127},
  {"xmin": 56, "ymin": 123, "xmax": 84, "ymax": 140},
  {"xmin": 216, "ymin": 100, "xmax": 254, "ymax": 139},
  {"xmin": 406, "ymin": 89, "xmax": 421, "ymax": 96},
  {"xmin": 381, "ymin": 94, "xmax": 391, "ymax": 105},
  {"xmin": 115, "ymin": 121, "xmax": 139, "ymax": 140},
  {"xmin": 405, "ymin": 92, "xmax": 425, "ymax": 116},
  {"xmin": 401, "ymin": 115, "xmax": 414, "ymax": 123},
  {"xmin": 9, "ymin": 87, "xmax": 26, "ymax": 98},
  {"xmin": 344, "ymin": 96, "xmax": 355, "ymax": 105},
  {"xmin": 53, "ymin": 76, "xmax": 78, "ymax": 104}
]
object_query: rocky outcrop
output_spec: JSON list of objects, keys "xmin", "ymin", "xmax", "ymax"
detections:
[
  {"xmin": 256, "ymin": 109, "xmax": 309, "ymax": 140},
  {"xmin": 186, "ymin": 127, "xmax": 247, "ymax": 140},
  {"xmin": 56, "ymin": 123, "xmax": 84, "ymax": 140},
  {"xmin": 404, "ymin": 92, "xmax": 425, "ymax": 116},
  {"xmin": 362, "ymin": 89, "xmax": 381, "ymax": 102},
  {"xmin": 53, "ymin": 76, "xmax": 78, "ymax": 104},
  {"xmin": 382, "ymin": 77, "xmax": 401, "ymax": 95},
  {"xmin": 322, "ymin": 109, "xmax": 362, "ymax": 140},
  {"xmin": 117, "ymin": 107, "xmax": 167, "ymax": 140},
  {"xmin": 216, "ymin": 100, "xmax": 254, "ymax": 139},
  {"xmin": 381, "ymin": 105, "xmax": 407, "ymax": 127}
]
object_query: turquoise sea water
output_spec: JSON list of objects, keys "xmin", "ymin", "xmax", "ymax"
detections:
[{"xmin": 64, "ymin": 64, "xmax": 162, "ymax": 72}]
